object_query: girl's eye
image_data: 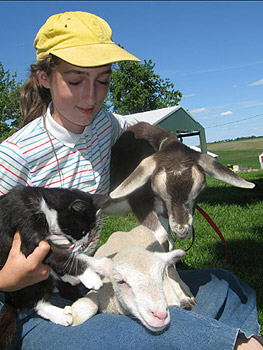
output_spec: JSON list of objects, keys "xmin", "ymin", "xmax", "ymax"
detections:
[
  {"xmin": 68, "ymin": 81, "xmax": 81, "ymax": 86},
  {"xmin": 97, "ymin": 80, "xmax": 110, "ymax": 86}
]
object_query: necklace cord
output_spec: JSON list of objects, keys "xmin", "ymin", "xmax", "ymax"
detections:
[{"xmin": 43, "ymin": 114, "xmax": 64, "ymax": 186}]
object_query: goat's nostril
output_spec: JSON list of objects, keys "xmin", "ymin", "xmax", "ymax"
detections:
[
  {"xmin": 179, "ymin": 224, "xmax": 188, "ymax": 232},
  {"xmin": 151, "ymin": 310, "xmax": 168, "ymax": 321},
  {"xmin": 172, "ymin": 224, "xmax": 190, "ymax": 237},
  {"xmin": 161, "ymin": 210, "xmax": 168, "ymax": 219}
]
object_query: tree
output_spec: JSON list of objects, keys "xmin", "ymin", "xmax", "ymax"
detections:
[
  {"xmin": 105, "ymin": 59, "xmax": 182, "ymax": 115},
  {"xmin": 0, "ymin": 62, "xmax": 23, "ymax": 141}
]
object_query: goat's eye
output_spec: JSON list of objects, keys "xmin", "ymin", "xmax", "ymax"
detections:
[
  {"xmin": 118, "ymin": 280, "xmax": 131, "ymax": 289},
  {"xmin": 118, "ymin": 280, "xmax": 127, "ymax": 285},
  {"xmin": 158, "ymin": 166, "xmax": 165, "ymax": 173},
  {"xmin": 113, "ymin": 274, "xmax": 130, "ymax": 288}
]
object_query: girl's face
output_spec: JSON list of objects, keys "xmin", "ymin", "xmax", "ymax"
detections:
[{"xmin": 38, "ymin": 60, "xmax": 112, "ymax": 134}]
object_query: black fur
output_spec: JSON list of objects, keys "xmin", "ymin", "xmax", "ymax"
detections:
[{"xmin": 0, "ymin": 185, "xmax": 108, "ymax": 350}]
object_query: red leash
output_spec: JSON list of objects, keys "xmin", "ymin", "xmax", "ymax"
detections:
[{"xmin": 196, "ymin": 205, "xmax": 228, "ymax": 268}]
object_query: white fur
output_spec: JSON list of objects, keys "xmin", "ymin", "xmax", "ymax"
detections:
[
  {"xmin": 60, "ymin": 274, "xmax": 80, "ymax": 286},
  {"xmin": 152, "ymin": 199, "xmax": 174, "ymax": 250},
  {"xmin": 35, "ymin": 299, "xmax": 73, "ymax": 326},
  {"xmin": 71, "ymin": 226, "xmax": 196, "ymax": 331},
  {"xmin": 75, "ymin": 254, "xmax": 111, "ymax": 290},
  {"xmin": 40, "ymin": 198, "xmax": 62, "ymax": 234},
  {"xmin": 61, "ymin": 254, "xmax": 111, "ymax": 290}
]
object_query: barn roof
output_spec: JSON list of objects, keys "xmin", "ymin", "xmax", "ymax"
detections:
[{"xmin": 115, "ymin": 105, "xmax": 207, "ymax": 153}]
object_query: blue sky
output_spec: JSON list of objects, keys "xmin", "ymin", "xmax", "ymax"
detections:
[{"xmin": 1, "ymin": 1, "xmax": 262, "ymax": 145}]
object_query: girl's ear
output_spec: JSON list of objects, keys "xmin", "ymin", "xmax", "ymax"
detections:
[{"xmin": 37, "ymin": 71, "xmax": 50, "ymax": 89}]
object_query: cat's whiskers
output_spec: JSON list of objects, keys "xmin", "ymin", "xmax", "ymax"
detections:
[{"xmin": 61, "ymin": 251, "xmax": 76, "ymax": 274}]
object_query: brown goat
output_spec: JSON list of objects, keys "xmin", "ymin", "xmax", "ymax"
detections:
[{"xmin": 105, "ymin": 122, "xmax": 255, "ymax": 250}]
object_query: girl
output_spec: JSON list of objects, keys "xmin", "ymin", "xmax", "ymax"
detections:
[{"xmin": 0, "ymin": 11, "xmax": 261, "ymax": 350}]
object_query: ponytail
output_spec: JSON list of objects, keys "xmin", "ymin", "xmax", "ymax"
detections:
[{"xmin": 20, "ymin": 55, "xmax": 61, "ymax": 126}]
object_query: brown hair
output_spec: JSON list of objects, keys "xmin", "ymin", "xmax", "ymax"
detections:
[{"xmin": 20, "ymin": 55, "xmax": 61, "ymax": 126}]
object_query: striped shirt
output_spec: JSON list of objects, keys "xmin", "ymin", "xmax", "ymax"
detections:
[
  {"xmin": 0, "ymin": 104, "xmax": 127, "ymax": 254},
  {"xmin": 0, "ymin": 104, "xmax": 126, "ymax": 195}
]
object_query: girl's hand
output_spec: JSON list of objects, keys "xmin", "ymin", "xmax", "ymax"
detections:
[{"xmin": 0, "ymin": 232, "xmax": 51, "ymax": 292}]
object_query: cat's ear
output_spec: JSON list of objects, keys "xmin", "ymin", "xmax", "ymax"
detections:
[
  {"xmin": 92, "ymin": 194, "xmax": 110, "ymax": 210},
  {"xmin": 68, "ymin": 199, "xmax": 88, "ymax": 213}
]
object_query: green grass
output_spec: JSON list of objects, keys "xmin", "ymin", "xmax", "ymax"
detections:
[
  {"xmin": 207, "ymin": 137, "xmax": 263, "ymax": 169},
  {"xmin": 210, "ymin": 149, "xmax": 260, "ymax": 169},
  {"xmin": 100, "ymin": 170, "xmax": 263, "ymax": 335},
  {"xmin": 208, "ymin": 148, "xmax": 261, "ymax": 169}
]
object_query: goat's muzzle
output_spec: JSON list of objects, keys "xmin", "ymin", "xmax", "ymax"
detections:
[{"xmin": 171, "ymin": 224, "xmax": 192, "ymax": 240}]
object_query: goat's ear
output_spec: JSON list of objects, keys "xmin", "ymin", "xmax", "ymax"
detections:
[
  {"xmin": 92, "ymin": 194, "xmax": 111, "ymax": 210},
  {"xmin": 198, "ymin": 153, "xmax": 255, "ymax": 189},
  {"xmin": 85, "ymin": 256, "xmax": 113, "ymax": 278},
  {"xmin": 110, "ymin": 155, "xmax": 157, "ymax": 199},
  {"xmin": 154, "ymin": 249, "xmax": 186, "ymax": 266}
]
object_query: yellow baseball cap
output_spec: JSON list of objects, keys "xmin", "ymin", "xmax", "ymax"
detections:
[{"xmin": 34, "ymin": 11, "xmax": 141, "ymax": 66}]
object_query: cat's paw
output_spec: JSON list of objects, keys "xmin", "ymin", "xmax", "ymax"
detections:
[
  {"xmin": 60, "ymin": 306, "xmax": 73, "ymax": 326},
  {"xmin": 79, "ymin": 268, "xmax": 103, "ymax": 290},
  {"xmin": 61, "ymin": 274, "xmax": 80, "ymax": 286}
]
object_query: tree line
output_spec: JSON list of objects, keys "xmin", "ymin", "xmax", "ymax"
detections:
[
  {"xmin": 209, "ymin": 135, "xmax": 263, "ymax": 144},
  {"xmin": 0, "ymin": 59, "xmax": 182, "ymax": 141}
]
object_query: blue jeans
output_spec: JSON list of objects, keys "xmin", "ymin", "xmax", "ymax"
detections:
[{"xmin": 1, "ymin": 269, "xmax": 259, "ymax": 350}]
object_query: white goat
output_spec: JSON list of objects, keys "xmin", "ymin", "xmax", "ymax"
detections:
[
  {"xmin": 71, "ymin": 226, "xmax": 196, "ymax": 332},
  {"xmin": 105, "ymin": 122, "xmax": 255, "ymax": 250}
]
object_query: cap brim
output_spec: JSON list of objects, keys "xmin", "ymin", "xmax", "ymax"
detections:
[{"xmin": 49, "ymin": 43, "xmax": 141, "ymax": 67}]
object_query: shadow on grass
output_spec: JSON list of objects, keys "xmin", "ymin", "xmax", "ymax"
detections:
[
  {"xmin": 199, "ymin": 177, "xmax": 263, "ymax": 206},
  {"xmin": 179, "ymin": 237, "xmax": 263, "ymax": 310}
]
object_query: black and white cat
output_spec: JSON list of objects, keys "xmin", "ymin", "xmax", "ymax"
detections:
[{"xmin": 0, "ymin": 185, "xmax": 110, "ymax": 350}]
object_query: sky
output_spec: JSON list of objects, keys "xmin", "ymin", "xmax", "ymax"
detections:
[{"xmin": 0, "ymin": 0, "xmax": 262, "ymax": 146}]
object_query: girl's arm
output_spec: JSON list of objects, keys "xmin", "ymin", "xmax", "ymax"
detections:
[
  {"xmin": 0, "ymin": 141, "xmax": 31, "ymax": 195},
  {"xmin": 0, "ymin": 232, "xmax": 51, "ymax": 292}
]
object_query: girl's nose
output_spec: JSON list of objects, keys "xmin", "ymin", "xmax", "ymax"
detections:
[{"xmin": 82, "ymin": 81, "xmax": 96, "ymax": 106}]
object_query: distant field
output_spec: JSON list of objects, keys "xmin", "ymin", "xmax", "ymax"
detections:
[{"xmin": 207, "ymin": 137, "xmax": 263, "ymax": 169}]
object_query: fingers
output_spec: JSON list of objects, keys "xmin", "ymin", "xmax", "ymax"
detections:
[
  {"xmin": 40, "ymin": 264, "xmax": 51, "ymax": 278},
  {"xmin": 11, "ymin": 231, "xmax": 22, "ymax": 251},
  {"xmin": 13, "ymin": 231, "xmax": 50, "ymax": 265},
  {"xmin": 1, "ymin": 232, "xmax": 52, "ymax": 291},
  {"xmin": 27, "ymin": 240, "xmax": 51, "ymax": 269},
  {"xmin": 28, "ymin": 240, "xmax": 51, "ymax": 280},
  {"xmin": 15, "ymin": 231, "xmax": 51, "ymax": 278},
  {"xmin": 34, "ymin": 240, "xmax": 51, "ymax": 261}
]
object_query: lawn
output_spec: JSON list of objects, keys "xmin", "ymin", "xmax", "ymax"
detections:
[
  {"xmin": 100, "ymin": 170, "xmax": 263, "ymax": 334},
  {"xmin": 207, "ymin": 137, "xmax": 263, "ymax": 169}
]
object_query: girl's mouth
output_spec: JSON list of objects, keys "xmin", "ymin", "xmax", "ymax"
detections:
[{"xmin": 76, "ymin": 106, "xmax": 95, "ymax": 115}]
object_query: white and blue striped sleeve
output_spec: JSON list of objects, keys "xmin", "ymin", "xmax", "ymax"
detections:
[
  {"xmin": 108, "ymin": 111, "xmax": 128, "ymax": 147},
  {"xmin": 0, "ymin": 141, "xmax": 31, "ymax": 195}
]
